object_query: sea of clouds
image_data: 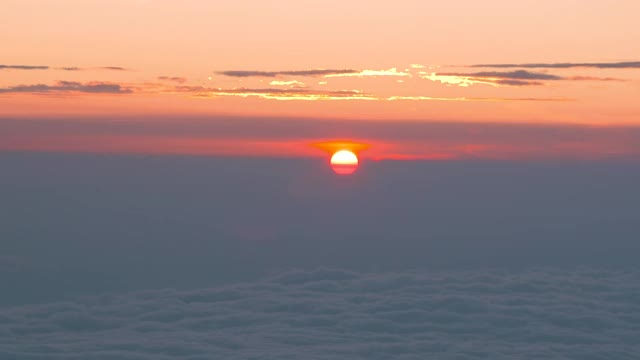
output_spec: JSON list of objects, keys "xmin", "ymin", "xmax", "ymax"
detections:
[{"xmin": 1, "ymin": 268, "xmax": 639, "ymax": 359}]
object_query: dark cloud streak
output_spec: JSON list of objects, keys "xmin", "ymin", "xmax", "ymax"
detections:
[
  {"xmin": 0, "ymin": 81, "xmax": 131, "ymax": 94},
  {"xmin": 435, "ymin": 70, "xmax": 624, "ymax": 86},
  {"xmin": 158, "ymin": 76, "xmax": 187, "ymax": 83},
  {"xmin": 217, "ymin": 69, "xmax": 358, "ymax": 78},
  {"xmin": 0, "ymin": 64, "xmax": 49, "ymax": 70},
  {"xmin": 471, "ymin": 61, "xmax": 640, "ymax": 69}
]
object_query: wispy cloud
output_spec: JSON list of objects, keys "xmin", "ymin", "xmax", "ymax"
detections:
[
  {"xmin": 188, "ymin": 87, "xmax": 377, "ymax": 101},
  {"xmin": 0, "ymin": 64, "xmax": 131, "ymax": 72},
  {"xmin": 217, "ymin": 68, "xmax": 412, "ymax": 79},
  {"xmin": 0, "ymin": 81, "xmax": 131, "ymax": 94},
  {"xmin": 454, "ymin": 70, "xmax": 562, "ymax": 80},
  {"xmin": 58, "ymin": 66, "xmax": 132, "ymax": 71},
  {"xmin": 100, "ymin": 66, "xmax": 129, "ymax": 71},
  {"xmin": 324, "ymin": 68, "xmax": 412, "ymax": 78},
  {"xmin": 471, "ymin": 61, "xmax": 640, "ymax": 69},
  {"xmin": 0, "ymin": 64, "xmax": 49, "ymax": 70},
  {"xmin": 269, "ymin": 80, "xmax": 307, "ymax": 87},
  {"xmin": 158, "ymin": 76, "xmax": 187, "ymax": 83},
  {"xmin": 387, "ymin": 95, "xmax": 568, "ymax": 101},
  {"xmin": 422, "ymin": 70, "xmax": 623, "ymax": 87},
  {"xmin": 0, "ymin": 78, "xmax": 569, "ymax": 102},
  {"xmin": 182, "ymin": 86, "xmax": 564, "ymax": 102},
  {"xmin": 217, "ymin": 69, "xmax": 358, "ymax": 78}
]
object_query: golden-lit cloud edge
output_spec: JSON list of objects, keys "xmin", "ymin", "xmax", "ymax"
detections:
[
  {"xmin": 0, "ymin": 81, "xmax": 571, "ymax": 102},
  {"xmin": 420, "ymin": 70, "xmax": 625, "ymax": 87}
]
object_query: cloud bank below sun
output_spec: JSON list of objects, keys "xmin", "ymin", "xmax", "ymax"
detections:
[{"xmin": 1, "ymin": 268, "xmax": 639, "ymax": 360}]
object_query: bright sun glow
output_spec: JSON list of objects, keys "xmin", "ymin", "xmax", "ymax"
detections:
[{"xmin": 330, "ymin": 150, "xmax": 359, "ymax": 175}]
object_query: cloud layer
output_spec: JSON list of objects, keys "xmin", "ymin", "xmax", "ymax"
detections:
[
  {"xmin": 0, "ymin": 65, "xmax": 49, "ymax": 70},
  {"xmin": 425, "ymin": 70, "xmax": 623, "ymax": 87},
  {"xmin": 471, "ymin": 61, "xmax": 640, "ymax": 69},
  {"xmin": 0, "ymin": 81, "xmax": 131, "ymax": 94},
  {"xmin": 0, "ymin": 65, "xmax": 130, "ymax": 71},
  {"xmin": 217, "ymin": 69, "xmax": 358, "ymax": 78},
  {"xmin": 0, "ymin": 268, "xmax": 638, "ymax": 359}
]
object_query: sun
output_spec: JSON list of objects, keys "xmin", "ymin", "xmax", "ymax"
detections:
[{"xmin": 330, "ymin": 150, "xmax": 359, "ymax": 175}]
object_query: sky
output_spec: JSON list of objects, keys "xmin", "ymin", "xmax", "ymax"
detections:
[
  {"xmin": 2, "ymin": 1, "xmax": 640, "ymax": 359},
  {"xmin": 2, "ymin": 0, "xmax": 640, "ymax": 160}
]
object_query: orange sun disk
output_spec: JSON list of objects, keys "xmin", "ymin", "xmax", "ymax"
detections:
[
  {"xmin": 311, "ymin": 140, "xmax": 367, "ymax": 175},
  {"xmin": 330, "ymin": 150, "xmax": 359, "ymax": 175}
]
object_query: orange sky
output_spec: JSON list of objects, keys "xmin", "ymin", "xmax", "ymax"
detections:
[{"xmin": 1, "ymin": 0, "xmax": 640, "ymax": 159}]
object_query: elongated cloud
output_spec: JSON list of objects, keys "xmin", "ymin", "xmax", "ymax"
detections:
[
  {"xmin": 423, "ymin": 70, "xmax": 622, "ymax": 87},
  {"xmin": 323, "ymin": 68, "xmax": 412, "ymax": 78},
  {"xmin": 59, "ymin": 66, "xmax": 132, "ymax": 71},
  {"xmin": 269, "ymin": 80, "xmax": 306, "ymax": 87},
  {"xmin": 217, "ymin": 69, "xmax": 358, "ymax": 78},
  {"xmin": 190, "ymin": 87, "xmax": 377, "ymax": 101},
  {"xmin": 0, "ymin": 80, "xmax": 564, "ymax": 101},
  {"xmin": 184, "ymin": 86, "xmax": 564, "ymax": 102},
  {"xmin": 0, "ymin": 81, "xmax": 131, "ymax": 94},
  {"xmin": 158, "ymin": 76, "xmax": 187, "ymax": 83},
  {"xmin": 0, "ymin": 64, "xmax": 49, "ymax": 70},
  {"xmin": 471, "ymin": 61, "xmax": 640, "ymax": 69},
  {"xmin": 100, "ymin": 66, "xmax": 129, "ymax": 71},
  {"xmin": 217, "ymin": 68, "xmax": 412, "ymax": 78}
]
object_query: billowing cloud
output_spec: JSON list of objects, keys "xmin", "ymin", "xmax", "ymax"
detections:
[
  {"xmin": 0, "ymin": 268, "xmax": 638, "ymax": 359},
  {"xmin": 217, "ymin": 69, "xmax": 358, "ymax": 78},
  {"xmin": 0, "ymin": 64, "xmax": 49, "ymax": 70},
  {"xmin": 0, "ymin": 81, "xmax": 131, "ymax": 94},
  {"xmin": 471, "ymin": 61, "xmax": 640, "ymax": 69}
]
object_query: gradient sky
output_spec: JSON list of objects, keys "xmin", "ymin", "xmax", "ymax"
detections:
[
  {"xmin": 2, "ymin": 0, "xmax": 640, "ymax": 159},
  {"xmin": 3, "ymin": 4, "xmax": 640, "ymax": 358}
]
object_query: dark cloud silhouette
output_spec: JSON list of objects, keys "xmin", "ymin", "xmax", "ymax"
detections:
[
  {"xmin": 0, "ymin": 268, "xmax": 638, "ymax": 359},
  {"xmin": 0, "ymin": 64, "xmax": 49, "ymax": 70},
  {"xmin": 217, "ymin": 69, "xmax": 358, "ymax": 78},
  {"xmin": 471, "ymin": 61, "xmax": 640, "ymax": 69},
  {"xmin": 0, "ymin": 81, "xmax": 131, "ymax": 94},
  {"xmin": 449, "ymin": 70, "xmax": 562, "ymax": 80},
  {"xmin": 158, "ymin": 76, "xmax": 187, "ymax": 83}
]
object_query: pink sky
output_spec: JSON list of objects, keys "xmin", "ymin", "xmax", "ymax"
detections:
[{"xmin": 1, "ymin": 0, "xmax": 640, "ymax": 159}]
